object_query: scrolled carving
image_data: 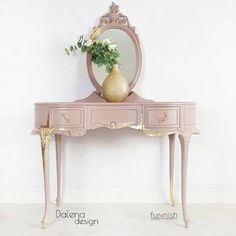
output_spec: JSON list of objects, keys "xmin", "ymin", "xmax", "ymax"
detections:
[
  {"xmin": 87, "ymin": 2, "xmax": 142, "ymax": 94},
  {"xmin": 97, "ymin": 2, "xmax": 136, "ymax": 34},
  {"xmin": 158, "ymin": 112, "xmax": 168, "ymax": 123},
  {"xmin": 61, "ymin": 113, "xmax": 72, "ymax": 124}
]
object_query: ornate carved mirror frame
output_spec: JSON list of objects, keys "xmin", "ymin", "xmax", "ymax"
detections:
[{"xmin": 86, "ymin": 2, "xmax": 142, "ymax": 94}]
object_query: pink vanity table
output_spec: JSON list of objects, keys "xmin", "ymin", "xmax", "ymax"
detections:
[{"xmin": 33, "ymin": 3, "xmax": 198, "ymax": 229}]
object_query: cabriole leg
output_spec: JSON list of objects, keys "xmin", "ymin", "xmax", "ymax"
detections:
[
  {"xmin": 179, "ymin": 133, "xmax": 191, "ymax": 228},
  {"xmin": 168, "ymin": 133, "xmax": 176, "ymax": 207},
  {"xmin": 39, "ymin": 128, "xmax": 54, "ymax": 229},
  {"xmin": 55, "ymin": 134, "xmax": 62, "ymax": 207}
]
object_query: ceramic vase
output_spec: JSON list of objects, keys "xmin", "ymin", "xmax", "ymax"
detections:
[{"xmin": 102, "ymin": 64, "xmax": 129, "ymax": 102}]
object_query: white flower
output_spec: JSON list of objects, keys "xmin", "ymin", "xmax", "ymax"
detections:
[
  {"xmin": 108, "ymin": 44, "xmax": 117, "ymax": 51},
  {"xmin": 102, "ymin": 38, "xmax": 111, "ymax": 44},
  {"xmin": 84, "ymin": 39, "xmax": 93, "ymax": 47}
]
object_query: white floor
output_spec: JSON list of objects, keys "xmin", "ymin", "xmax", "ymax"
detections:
[{"xmin": 0, "ymin": 203, "xmax": 236, "ymax": 236}]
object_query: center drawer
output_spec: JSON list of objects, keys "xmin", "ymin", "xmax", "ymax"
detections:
[{"xmin": 88, "ymin": 106, "xmax": 141, "ymax": 129}]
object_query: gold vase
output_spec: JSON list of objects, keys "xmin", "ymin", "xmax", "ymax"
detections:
[{"xmin": 102, "ymin": 64, "xmax": 129, "ymax": 102}]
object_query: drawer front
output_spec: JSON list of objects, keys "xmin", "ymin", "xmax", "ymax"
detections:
[
  {"xmin": 50, "ymin": 108, "xmax": 84, "ymax": 128},
  {"xmin": 184, "ymin": 108, "xmax": 196, "ymax": 126},
  {"xmin": 89, "ymin": 106, "xmax": 141, "ymax": 129},
  {"xmin": 145, "ymin": 107, "xmax": 179, "ymax": 128}
]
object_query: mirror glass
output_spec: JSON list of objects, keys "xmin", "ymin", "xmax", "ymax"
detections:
[{"xmin": 91, "ymin": 29, "xmax": 137, "ymax": 86}]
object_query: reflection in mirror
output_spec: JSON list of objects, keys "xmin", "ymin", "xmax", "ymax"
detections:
[{"xmin": 92, "ymin": 29, "xmax": 137, "ymax": 86}]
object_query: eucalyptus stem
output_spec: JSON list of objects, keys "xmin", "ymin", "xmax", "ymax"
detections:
[{"xmin": 65, "ymin": 35, "xmax": 120, "ymax": 73}]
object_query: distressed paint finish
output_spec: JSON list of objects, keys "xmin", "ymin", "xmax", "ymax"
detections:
[
  {"xmin": 33, "ymin": 2, "xmax": 198, "ymax": 230},
  {"xmin": 34, "ymin": 92, "xmax": 198, "ymax": 228},
  {"xmin": 39, "ymin": 127, "xmax": 54, "ymax": 229}
]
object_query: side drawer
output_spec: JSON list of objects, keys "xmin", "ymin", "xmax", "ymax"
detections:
[
  {"xmin": 144, "ymin": 106, "xmax": 180, "ymax": 128},
  {"xmin": 88, "ymin": 106, "xmax": 141, "ymax": 129},
  {"xmin": 50, "ymin": 107, "xmax": 84, "ymax": 128}
]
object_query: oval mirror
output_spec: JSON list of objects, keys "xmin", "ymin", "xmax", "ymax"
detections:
[{"xmin": 87, "ymin": 3, "xmax": 142, "ymax": 94}]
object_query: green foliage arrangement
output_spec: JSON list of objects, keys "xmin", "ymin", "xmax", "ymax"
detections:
[{"xmin": 65, "ymin": 35, "xmax": 120, "ymax": 73}]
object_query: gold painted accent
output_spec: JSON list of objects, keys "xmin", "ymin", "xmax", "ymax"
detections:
[
  {"xmin": 39, "ymin": 127, "xmax": 54, "ymax": 166},
  {"xmin": 39, "ymin": 127, "xmax": 54, "ymax": 228},
  {"xmin": 46, "ymin": 112, "xmax": 52, "ymax": 128},
  {"xmin": 170, "ymin": 179, "xmax": 175, "ymax": 207},
  {"xmin": 129, "ymin": 113, "xmax": 143, "ymax": 130},
  {"xmin": 129, "ymin": 123, "xmax": 142, "ymax": 130},
  {"xmin": 58, "ymin": 128, "xmax": 66, "ymax": 131},
  {"xmin": 143, "ymin": 129, "xmax": 162, "ymax": 137},
  {"xmin": 129, "ymin": 114, "xmax": 166, "ymax": 137},
  {"xmin": 108, "ymin": 121, "xmax": 134, "ymax": 129},
  {"xmin": 90, "ymin": 26, "xmax": 103, "ymax": 40}
]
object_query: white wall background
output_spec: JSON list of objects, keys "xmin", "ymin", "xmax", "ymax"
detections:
[{"xmin": 0, "ymin": 0, "xmax": 236, "ymax": 204}]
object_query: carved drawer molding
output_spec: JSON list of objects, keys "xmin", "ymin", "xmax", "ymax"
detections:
[
  {"xmin": 50, "ymin": 107, "xmax": 85, "ymax": 129},
  {"xmin": 144, "ymin": 106, "xmax": 180, "ymax": 129}
]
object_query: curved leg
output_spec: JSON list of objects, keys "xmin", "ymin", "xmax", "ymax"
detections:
[
  {"xmin": 168, "ymin": 133, "xmax": 176, "ymax": 207},
  {"xmin": 55, "ymin": 134, "xmax": 62, "ymax": 207},
  {"xmin": 179, "ymin": 133, "xmax": 191, "ymax": 228},
  {"xmin": 39, "ymin": 128, "xmax": 54, "ymax": 229}
]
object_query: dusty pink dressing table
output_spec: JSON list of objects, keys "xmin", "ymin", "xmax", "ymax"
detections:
[{"xmin": 33, "ymin": 3, "xmax": 198, "ymax": 229}]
